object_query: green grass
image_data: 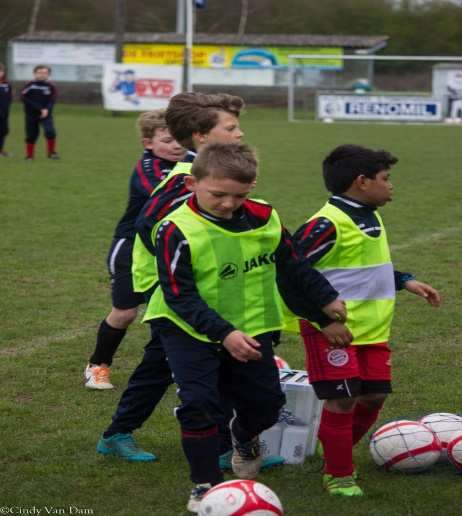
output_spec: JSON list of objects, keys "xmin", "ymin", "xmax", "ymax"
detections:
[{"xmin": 1, "ymin": 104, "xmax": 462, "ymax": 515}]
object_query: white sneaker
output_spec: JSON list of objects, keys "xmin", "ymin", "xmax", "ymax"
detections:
[
  {"xmin": 187, "ymin": 483, "xmax": 212, "ymax": 513},
  {"xmin": 231, "ymin": 436, "xmax": 262, "ymax": 479},
  {"xmin": 84, "ymin": 364, "xmax": 114, "ymax": 390}
]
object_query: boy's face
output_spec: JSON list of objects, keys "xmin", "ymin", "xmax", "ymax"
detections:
[
  {"xmin": 34, "ymin": 67, "xmax": 50, "ymax": 81},
  {"xmin": 185, "ymin": 175, "xmax": 252, "ymax": 219},
  {"xmin": 360, "ymin": 169, "xmax": 393, "ymax": 206},
  {"xmin": 194, "ymin": 111, "xmax": 244, "ymax": 148},
  {"xmin": 144, "ymin": 127, "xmax": 187, "ymax": 162}
]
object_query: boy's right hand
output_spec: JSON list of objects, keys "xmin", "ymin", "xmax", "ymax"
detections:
[
  {"xmin": 40, "ymin": 108, "xmax": 49, "ymax": 119},
  {"xmin": 223, "ymin": 331, "xmax": 262, "ymax": 362},
  {"xmin": 321, "ymin": 322, "xmax": 353, "ymax": 348}
]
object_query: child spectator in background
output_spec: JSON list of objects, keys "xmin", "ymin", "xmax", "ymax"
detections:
[
  {"xmin": 21, "ymin": 65, "xmax": 59, "ymax": 160},
  {"xmin": 0, "ymin": 63, "xmax": 12, "ymax": 157}
]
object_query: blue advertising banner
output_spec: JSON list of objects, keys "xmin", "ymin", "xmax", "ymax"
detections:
[{"xmin": 317, "ymin": 94, "xmax": 443, "ymax": 122}]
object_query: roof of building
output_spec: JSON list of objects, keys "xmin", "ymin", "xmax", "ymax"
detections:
[{"xmin": 12, "ymin": 31, "xmax": 388, "ymax": 50}]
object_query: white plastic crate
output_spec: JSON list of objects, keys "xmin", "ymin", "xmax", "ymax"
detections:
[{"xmin": 260, "ymin": 369, "xmax": 323, "ymax": 464}]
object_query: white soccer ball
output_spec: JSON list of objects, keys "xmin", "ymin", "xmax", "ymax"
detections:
[
  {"xmin": 370, "ymin": 420, "xmax": 442, "ymax": 472},
  {"xmin": 198, "ymin": 479, "xmax": 283, "ymax": 516},
  {"xmin": 447, "ymin": 432, "xmax": 462, "ymax": 471},
  {"xmin": 419, "ymin": 412, "xmax": 462, "ymax": 450},
  {"xmin": 274, "ymin": 355, "xmax": 290, "ymax": 370}
]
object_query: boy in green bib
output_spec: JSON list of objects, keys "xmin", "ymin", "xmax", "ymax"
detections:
[
  {"xmin": 294, "ymin": 144, "xmax": 441, "ymax": 497},
  {"xmin": 148, "ymin": 142, "xmax": 348, "ymax": 512}
]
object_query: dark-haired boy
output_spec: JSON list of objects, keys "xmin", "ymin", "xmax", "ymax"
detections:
[
  {"xmin": 145, "ymin": 142, "xmax": 349, "ymax": 512},
  {"xmin": 21, "ymin": 65, "xmax": 59, "ymax": 160},
  {"xmin": 294, "ymin": 144, "xmax": 441, "ymax": 497}
]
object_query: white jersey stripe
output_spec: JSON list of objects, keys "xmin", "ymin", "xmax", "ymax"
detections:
[{"xmin": 109, "ymin": 238, "xmax": 126, "ymax": 276}]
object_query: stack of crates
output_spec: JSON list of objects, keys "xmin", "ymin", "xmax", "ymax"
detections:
[{"xmin": 260, "ymin": 369, "xmax": 323, "ymax": 464}]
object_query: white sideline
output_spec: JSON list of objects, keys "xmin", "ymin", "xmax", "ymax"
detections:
[
  {"xmin": 390, "ymin": 226, "xmax": 462, "ymax": 251},
  {"xmin": 0, "ymin": 325, "xmax": 95, "ymax": 357},
  {"xmin": 3, "ymin": 227, "xmax": 461, "ymax": 356}
]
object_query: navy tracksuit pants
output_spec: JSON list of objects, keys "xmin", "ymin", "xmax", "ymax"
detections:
[
  {"xmin": 0, "ymin": 116, "xmax": 9, "ymax": 150},
  {"xmin": 156, "ymin": 325, "xmax": 285, "ymax": 484},
  {"xmin": 25, "ymin": 113, "xmax": 56, "ymax": 144}
]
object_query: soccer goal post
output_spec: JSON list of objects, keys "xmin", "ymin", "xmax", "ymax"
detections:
[{"xmin": 287, "ymin": 53, "xmax": 462, "ymax": 123}]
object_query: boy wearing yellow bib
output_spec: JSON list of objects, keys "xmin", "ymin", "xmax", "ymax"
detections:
[
  {"xmin": 149, "ymin": 142, "xmax": 347, "ymax": 512},
  {"xmin": 294, "ymin": 144, "xmax": 441, "ymax": 497}
]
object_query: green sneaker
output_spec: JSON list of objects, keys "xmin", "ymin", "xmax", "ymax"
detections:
[
  {"xmin": 96, "ymin": 433, "xmax": 157, "ymax": 462},
  {"xmin": 316, "ymin": 441, "xmax": 358, "ymax": 479},
  {"xmin": 219, "ymin": 450, "xmax": 284, "ymax": 471},
  {"xmin": 323, "ymin": 474, "xmax": 363, "ymax": 497},
  {"xmin": 316, "ymin": 440, "xmax": 324, "ymax": 460}
]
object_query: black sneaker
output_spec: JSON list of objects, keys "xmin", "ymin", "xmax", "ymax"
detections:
[
  {"xmin": 187, "ymin": 483, "xmax": 211, "ymax": 513},
  {"xmin": 48, "ymin": 153, "xmax": 60, "ymax": 160}
]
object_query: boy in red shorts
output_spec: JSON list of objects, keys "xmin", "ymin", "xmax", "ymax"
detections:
[{"xmin": 294, "ymin": 144, "xmax": 441, "ymax": 497}]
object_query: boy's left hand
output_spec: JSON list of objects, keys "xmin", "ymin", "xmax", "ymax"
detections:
[
  {"xmin": 404, "ymin": 280, "xmax": 441, "ymax": 307},
  {"xmin": 322, "ymin": 299, "xmax": 347, "ymax": 322}
]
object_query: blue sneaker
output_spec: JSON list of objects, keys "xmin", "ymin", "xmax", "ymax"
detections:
[
  {"xmin": 219, "ymin": 450, "xmax": 284, "ymax": 471},
  {"xmin": 96, "ymin": 433, "xmax": 157, "ymax": 462}
]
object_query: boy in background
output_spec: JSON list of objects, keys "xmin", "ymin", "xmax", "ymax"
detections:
[
  {"xmin": 0, "ymin": 63, "xmax": 12, "ymax": 157},
  {"xmin": 20, "ymin": 65, "xmax": 59, "ymax": 160},
  {"xmin": 294, "ymin": 144, "xmax": 441, "ymax": 497},
  {"xmin": 85, "ymin": 110, "xmax": 192, "ymax": 389}
]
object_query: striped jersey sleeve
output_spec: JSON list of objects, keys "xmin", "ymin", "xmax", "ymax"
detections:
[{"xmin": 293, "ymin": 217, "xmax": 337, "ymax": 265}]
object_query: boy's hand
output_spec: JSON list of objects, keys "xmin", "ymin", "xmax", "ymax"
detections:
[
  {"xmin": 404, "ymin": 280, "xmax": 442, "ymax": 307},
  {"xmin": 321, "ymin": 322, "xmax": 353, "ymax": 348},
  {"xmin": 40, "ymin": 109, "xmax": 49, "ymax": 119},
  {"xmin": 322, "ymin": 299, "xmax": 347, "ymax": 323},
  {"xmin": 223, "ymin": 331, "xmax": 262, "ymax": 362}
]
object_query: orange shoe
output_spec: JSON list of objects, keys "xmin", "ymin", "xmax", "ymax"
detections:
[{"xmin": 84, "ymin": 364, "xmax": 114, "ymax": 390}]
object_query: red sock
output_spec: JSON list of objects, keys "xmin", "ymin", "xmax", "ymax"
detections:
[
  {"xmin": 318, "ymin": 408, "xmax": 354, "ymax": 477},
  {"xmin": 26, "ymin": 143, "xmax": 35, "ymax": 158},
  {"xmin": 352, "ymin": 402, "xmax": 382, "ymax": 445},
  {"xmin": 47, "ymin": 138, "xmax": 56, "ymax": 155}
]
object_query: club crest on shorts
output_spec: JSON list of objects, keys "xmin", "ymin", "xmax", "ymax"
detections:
[{"xmin": 327, "ymin": 348, "xmax": 349, "ymax": 367}]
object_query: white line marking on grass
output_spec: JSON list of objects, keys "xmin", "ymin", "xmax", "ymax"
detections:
[
  {"xmin": 0, "ymin": 326, "xmax": 95, "ymax": 357},
  {"xmin": 390, "ymin": 226, "xmax": 462, "ymax": 252}
]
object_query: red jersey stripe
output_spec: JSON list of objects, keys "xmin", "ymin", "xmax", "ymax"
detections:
[
  {"xmin": 136, "ymin": 159, "xmax": 154, "ymax": 194},
  {"xmin": 163, "ymin": 223, "xmax": 180, "ymax": 296}
]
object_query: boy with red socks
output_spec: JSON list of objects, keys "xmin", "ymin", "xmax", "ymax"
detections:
[
  {"xmin": 21, "ymin": 65, "xmax": 59, "ymax": 160},
  {"xmin": 294, "ymin": 144, "xmax": 441, "ymax": 496}
]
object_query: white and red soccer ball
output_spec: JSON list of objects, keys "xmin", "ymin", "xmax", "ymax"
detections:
[
  {"xmin": 274, "ymin": 355, "xmax": 290, "ymax": 370},
  {"xmin": 369, "ymin": 420, "xmax": 442, "ymax": 472},
  {"xmin": 419, "ymin": 412, "xmax": 462, "ymax": 451},
  {"xmin": 198, "ymin": 479, "xmax": 283, "ymax": 516},
  {"xmin": 447, "ymin": 432, "xmax": 462, "ymax": 471}
]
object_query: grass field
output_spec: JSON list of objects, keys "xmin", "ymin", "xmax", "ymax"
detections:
[{"xmin": 1, "ymin": 103, "xmax": 462, "ymax": 516}]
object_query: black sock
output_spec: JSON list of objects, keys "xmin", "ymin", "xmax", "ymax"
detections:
[
  {"xmin": 230, "ymin": 417, "xmax": 255, "ymax": 444},
  {"xmin": 90, "ymin": 319, "xmax": 127, "ymax": 366},
  {"xmin": 181, "ymin": 427, "xmax": 224, "ymax": 485}
]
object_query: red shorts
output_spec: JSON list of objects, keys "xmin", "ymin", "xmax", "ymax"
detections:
[{"xmin": 300, "ymin": 320, "xmax": 392, "ymax": 384}]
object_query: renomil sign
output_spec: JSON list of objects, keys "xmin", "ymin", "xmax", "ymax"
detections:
[{"xmin": 317, "ymin": 94, "xmax": 443, "ymax": 122}]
